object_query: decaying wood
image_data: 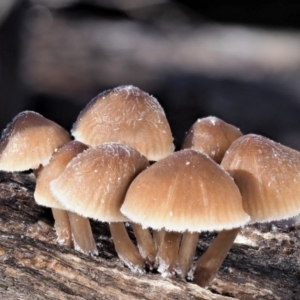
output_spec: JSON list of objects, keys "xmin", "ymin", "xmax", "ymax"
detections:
[
  {"xmin": 0, "ymin": 172, "xmax": 231, "ymax": 300},
  {"xmin": 0, "ymin": 171, "xmax": 299, "ymax": 299}
]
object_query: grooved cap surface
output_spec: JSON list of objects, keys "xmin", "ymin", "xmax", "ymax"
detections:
[
  {"xmin": 72, "ymin": 85, "xmax": 174, "ymax": 161},
  {"xmin": 0, "ymin": 111, "xmax": 71, "ymax": 171},
  {"xmin": 221, "ymin": 134, "xmax": 300, "ymax": 223},
  {"xmin": 121, "ymin": 149, "xmax": 250, "ymax": 232},
  {"xmin": 51, "ymin": 143, "xmax": 149, "ymax": 222}
]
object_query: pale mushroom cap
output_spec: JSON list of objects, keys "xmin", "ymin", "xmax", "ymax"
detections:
[
  {"xmin": 34, "ymin": 141, "xmax": 89, "ymax": 209},
  {"xmin": 0, "ymin": 111, "xmax": 71, "ymax": 171},
  {"xmin": 182, "ymin": 116, "xmax": 242, "ymax": 163},
  {"xmin": 121, "ymin": 149, "xmax": 250, "ymax": 232},
  {"xmin": 71, "ymin": 85, "xmax": 174, "ymax": 161},
  {"xmin": 50, "ymin": 142, "xmax": 149, "ymax": 222},
  {"xmin": 221, "ymin": 134, "xmax": 300, "ymax": 223}
]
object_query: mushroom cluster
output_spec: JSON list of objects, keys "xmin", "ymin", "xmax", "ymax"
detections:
[{"xmin": 1, "ymin": 85, "xmax": 300, "ymax": 288}]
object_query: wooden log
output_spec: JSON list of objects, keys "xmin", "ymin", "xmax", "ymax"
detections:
[
  {"xmin": 0, "ymin": 172, "xmax": 231, "ymax": 299},
  {"xmin": 0, "ymin": 171, "xmax": 299, "ymax": 299}
]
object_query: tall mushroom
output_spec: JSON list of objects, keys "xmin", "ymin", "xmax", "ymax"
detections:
[
  {"xmin": 34, "ymin": 140, "xmax": 98, "ymax": 255},
  {"xmin": 121, "ymin": 149, "xmax": 250, "ymax": 276},
  {"xmin": 71, "ymin": 85, "xmax": 175, "ymax": 265},
  {"xmin": 0, "ymin": 110, "xmax": 72, "ymax": 247},
  {"xmin": 50, "ymin": 143, "xmax": 149, "ymax": 272},
  {"xmin": 72, "ymin": 85, "xmax": 174, "ymax": 160},
  {"xmin": 179, "ymin": 116, "xmax": 243, "ymax": 277},
  {"xmin": 194, "ymin": 133, "xmax": 300, "ymax": 287}
]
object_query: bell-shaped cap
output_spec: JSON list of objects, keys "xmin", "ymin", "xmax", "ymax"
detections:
[
  {"xmin": 51, "ymin": 142, "xmax": 149, "ymax": 222},
  {"xmin": 182, "ymin": 116, "xmax": 242, "ymax": 163},
  {"xmin": 0, "ymin": 111, "xmax": 71, "ymax": 171},
  {"xmin": 121, "ymin": 149, "xmax": 250, "ymax": 232},
  {"xmin": 221, "ymin": 134, "xmax": 300, "ymax": 223},
  {"xmin": 72, "ymin": 85, "xmax": 174, "ymax": 161}
]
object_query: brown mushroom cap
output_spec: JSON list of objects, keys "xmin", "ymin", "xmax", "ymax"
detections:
[
  {"xmin": 71, "ymin": 85, "xmax": 174, "ymax": 161},
  {"xmin": 50, "ymin": 142, "xmax": 149, "ymax": 222},
  {"xmin": 182, "ymin": 116, "xmax": 242, "ymax": 163},
  {"xmin": 121, "ymin": 149, "xmax": 250, "ymax": 232},
  {"xmin": 34, "ymin": 141, "xmax": 89, "ymax": 209},
  {"xmin": 0, "ymin": 111, "xmax": 71, "ymax": 171},
  {"xmin": 221, "ymin": 134, "xmax": 300, "ymax": 223}
]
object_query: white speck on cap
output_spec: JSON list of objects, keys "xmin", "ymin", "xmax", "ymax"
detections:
[
  {"xmin": 51, "ymin": 142, "xmax": 149, "ymax": 222},
  {"xmin": 71, "ymin": 85, "xmax": 174, "ymax": 161},
  {"xmin": 221, "ymin": 134, "xmax": 300, "ymax": 223},
  {"xmin": 0, "ymin": 111, "xmax": 71, "ymax": 171},
  {"xmin": 121, "ymin": 149, "xmax": 250, "ymax": 232}
]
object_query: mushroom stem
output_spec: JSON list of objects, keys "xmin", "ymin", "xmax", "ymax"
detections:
[
  {"xmin": 109, "ymin": 222, "xmax": 145, "ymax": 273},
  {"xmin": 193, "ymin": 227, "xmax": 240, "ymax": 287},
  {"xmin": 67, "ymin": 212, "xmax": 98, "ymax": 256},
  {"xmin": 51, "ymin": 208, "xmax": 73, "ymax": 248},
  {"xmin": 131, "ymin": 223, "xmax": 157, "ymax": 268},
  {"xmin": 178, "ymin": 231, "xmax": 199, "ymax": 278},
  {"xmin": 157, "ymin": 231, "xmax": 182, "ymax": 276},
  {"xmin": 152, "ymin": 229, "xmax": 165, "ymax": 250}
]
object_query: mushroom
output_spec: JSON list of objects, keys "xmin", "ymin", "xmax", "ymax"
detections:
[
  {"xmin": 50, "ymin": 142, "xmax": 149, "ymax": 272},
  {"xmin": 121, "ymin": 149, "xmax": 250, "ymax": 277},
  {"xmin": 0, "ymin": 111, "xmax": 70, "ymax": 171},
  {"xmin": 0, "ymin": 110, "xmax": 72, "ymax": 246},
  {"xmin": 71, "ymin": 85, "xmax": 174, "ymax": 160},
  {"xmin": 221, "ymin": 134, "xmax": 300, "ymax": 222},
  {"xmin": 182, "ymin": 116, "xmax": 243, "ymax": 163},
  {"xmin": 179, "ymin": 116, "xmax": 243, "ymax": 278},
  {"xmin": 71, "ymin": 85, "xmax": 175, "ymax": 266},
  {"xmin": 194, "ymin": 133, "xmax": 300, "ymax": 287},
  {"xmin": 34, "ymin": 140, "xmax": 98, "ymax": 255}
]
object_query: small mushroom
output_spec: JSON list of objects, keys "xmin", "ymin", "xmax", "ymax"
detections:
[
  {"xmin": 0, "ymin": 111, "xmax": 70, "ymax": 171},
  {"xmin": 221, "ymin": 134, "xmax": 300, "ymax": 223},
  {"xmin": 50, "ymin": 143, "xmax": 149, "ymax": 272},
  {"xmin": 34, "ymin": 141, "xmax": 98, "ymax": 255},
  {"xmin": 0, "ymin": 111, "xmax": 72, "ymax": 246},
  {"xmin": 179, "ymin": 116, "xmax": 243, "ymax": 278},
  {"xmin": 195, "ymin": 133, "xmax": 300, "ymax": 287},
  {"xmin": 71, "ymin": 85, "xmax": 175, "ymax": 266},
  {"xmin": 121, "ymin": 149, "xmax": 250, "ymax": 277},
  {"xmin": 182, "ymin": 116, "xmax": 242, "ymax": 163},
  {"xmin": 72, "ymin": 85, "xmax": 174, "ymax": 160}
]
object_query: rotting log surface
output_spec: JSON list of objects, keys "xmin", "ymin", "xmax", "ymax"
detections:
[{"xmin": 0, "ymin": 172, "xmax": 299, "ymax": 299}]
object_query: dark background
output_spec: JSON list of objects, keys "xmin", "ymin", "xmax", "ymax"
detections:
[{"xmin": 1, "ymin": 0, "xmax": 300, "ymax": 150}]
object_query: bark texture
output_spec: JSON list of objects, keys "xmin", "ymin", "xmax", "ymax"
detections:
[
  {"xmin": 0, "ymin": 171, "xmax": 299, "ymax": 299},
  {"xmin": 0, "ymin": 172, "xmax": 231, "ymax": 299}
]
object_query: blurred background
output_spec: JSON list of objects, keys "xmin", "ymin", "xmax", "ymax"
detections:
[{"xmin": 1, "ymin": 0, "xmax": 300, "ymax": 149}]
